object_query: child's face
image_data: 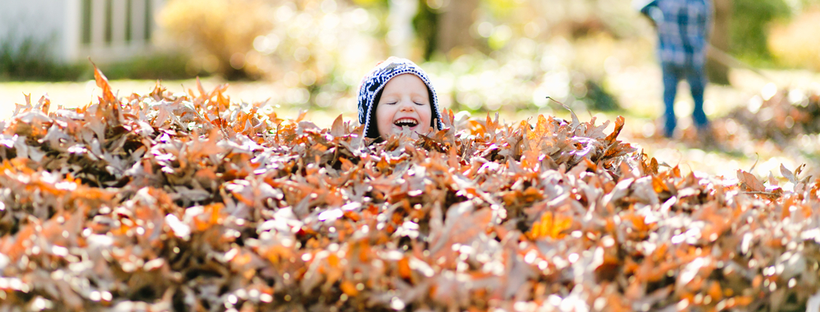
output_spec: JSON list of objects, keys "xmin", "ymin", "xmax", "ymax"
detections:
[{"xmin": 375, "ymin": 74, "xmax": 432, "ymax": 139}]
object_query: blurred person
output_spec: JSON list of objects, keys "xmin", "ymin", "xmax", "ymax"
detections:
[
  {"xmin": 637, "ymin": 0, "xmax": 712, "ymax": 139},
  {"xmin": 358, "ymin": 57, "xmax": 444, "ymax": 141}
]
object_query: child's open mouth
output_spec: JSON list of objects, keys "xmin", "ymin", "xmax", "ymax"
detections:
[{"xmin": 393, "ymin": 117, "xmax": 419, "ymax": 129}]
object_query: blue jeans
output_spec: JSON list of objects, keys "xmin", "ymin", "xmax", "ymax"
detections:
[{"xmin": 661, "ymin": 62, "xmax": 708, "ymax": 138}]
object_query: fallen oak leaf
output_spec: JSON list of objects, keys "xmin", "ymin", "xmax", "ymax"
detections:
[
  {"xmin": 780, "ymin": 163, "xmax": 803, "ymax": 186},
  {"xmin": 330, "ymin": 114, "xmax": 346, "ymax": 138},
  {"xmin": 605, "ymin": 116, "xmax": 626, "ymax": 144},
  {"xmin": 527, "ymin": 211, "xmax": 572, "ymax": 240},
  {"xmin": 737, "ymin": 169, "xmax": 765, "ymax": 192}
]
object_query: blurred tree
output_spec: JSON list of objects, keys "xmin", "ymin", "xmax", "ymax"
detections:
[
  {"xmin": 437, "ymin": 0, "xmax": 480, "ymax": 58},
  {"xmin": 413, "ymin": 0, "xmax": 480, "ymax": 60},
  {"xmin": 730, "ymin": 0, "xmax": 790, "ymax": 64},
  {"xmin": 159, "ymin": 0, "xmax": 272, "ymax": 80},
  {"xmin": 707, "ymin": 0, "xmax": 731, "ymax": 85},
  {"xmin": 768, "ymin": 8, "xmax": 820, "ymax": 71},
  {"xmin": 352, "ymin": 0, "xmax": 389, "ymax": 6},
  {"xmin": 413, "ymin": 0, "xmax": 438, "ymax": 60},
  {"xmin": 214, "ymin": 0, "xmax": 391, "ymax": 109}
]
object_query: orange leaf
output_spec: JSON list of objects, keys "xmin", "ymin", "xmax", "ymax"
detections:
[
  {"xmin": 535, "ymin": 114, "xmax": 550, "ymax": 137},
  {"xmin": 707, "ymin": 281, "xmax": 723, "ymax": 301},
  {"xmin": 468, "ymin": 120, "xmax": 486, "ymax": 136},
  {"xmin": 398, "ymin": 257, "xmax": 412, "ymax": 279},
  {"xmin": 91, "ymin": 61, "xmax": 118, "ymax": 106},
  {"xmin": 605, "ymin": 116, "xmax": 625, "ymax": 144},
  {"xmin": 328, "ymin": 253, "xmax": 340, "ymax": 268},
  {"xmin": 628, "ymin": 214, "xmax": 649, "ymax": 232},
  {"xmin": 651, "ymin": 175, "xmax": 667, "ymax": 193},
  {"xmin": 528, "ymin": 212, "xmax": 572, "ymax": 239},
  {"xmin": 733, "ymin": 296, "xmax": 753, "ymax": 306},
  {"xmin": 671, "ymin": 165, "xmax": 681, "ymax": 178},
  {"xmin": 340, "ymin": 281, "xmax": 359, "ymax": 297}
]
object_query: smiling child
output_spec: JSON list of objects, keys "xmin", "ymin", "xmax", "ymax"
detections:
[{"xmin": 357, "ymin": 57, "xmax": 444, "ymax": 140}]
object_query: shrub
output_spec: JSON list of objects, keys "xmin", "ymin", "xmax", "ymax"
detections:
[
  {"xmin": 767, "ymin": 8, "xmax": 820, "ymax": 71},
  {"xmin": 158, "ymin": 0, "xmax": 273, "ymax": 80},
  {"xmin": 730, "ymin": 0, "xmax": 791, "ymax": 64},
  {"xmin": 0, "ymin": 36, "xmax": 84, "ymax": 81},
  {"xmin": 98, "ymin": 52, "xmax": 205, "ymax": 80}
]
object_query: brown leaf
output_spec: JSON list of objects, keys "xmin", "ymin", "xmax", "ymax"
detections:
[
  {"xmin": 330, "ymin": 114, "xmax": 345, "ymax": 137},
  {"xmin": 3, "ymin": 65, "xmax": 815, "ymax": 312},
  {"xmin": 91, "ymin": 60, "xmax": 118, "ymax": 107},
  {"xmin": 605, "ymin": 116, "xmax": 625, "ymax": 144},
  {"xmin": 737, "ymin": 169, "xmax": 765, "ymax": 192}
]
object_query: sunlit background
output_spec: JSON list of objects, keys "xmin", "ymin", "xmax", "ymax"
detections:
[
  {"xmin": 3, "ymin": 0, "xmax": 819, "ymax": 109},
  {"xmin": 2, "ymin": 0, "xmax": 820, "ymax": 177}
]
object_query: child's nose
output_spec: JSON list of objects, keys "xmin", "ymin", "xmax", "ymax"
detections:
[{"xmin": 400, "ymin": 102, "xmax": 415, "ymax": 111}]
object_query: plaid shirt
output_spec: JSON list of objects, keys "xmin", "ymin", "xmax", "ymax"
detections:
[{"xmin": 655, "ymin": 0, "xmax": 712, "ymax": 67}]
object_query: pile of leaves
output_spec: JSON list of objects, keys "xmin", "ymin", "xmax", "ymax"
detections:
[
  {"xmin": 725, "ymin": 88, "xmax": 820, "ymax": 144},
  {"xmin": 1, "ymin": 67, "xmax": 820, "ymax": 312}
]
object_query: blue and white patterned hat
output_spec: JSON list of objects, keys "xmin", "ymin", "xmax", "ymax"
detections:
[{"xmin": 357, "ymin": 57, "xmax": 444, "ymax": 139}]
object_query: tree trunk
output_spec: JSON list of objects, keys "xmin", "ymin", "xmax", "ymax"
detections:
[
  {"xmin": 707, "ymin": 0, "xmax": 732, "ymax": 85},
  {"xmin": 435, "ymin": 0, "xmax": 479, "ymax": 59}
]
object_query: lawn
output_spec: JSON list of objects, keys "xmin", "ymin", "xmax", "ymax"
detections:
[{"xmin": 2, "ymin": 66, "xmax": 818, "ymax": 180}]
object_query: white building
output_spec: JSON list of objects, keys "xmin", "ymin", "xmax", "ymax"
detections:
[{"xmin": 0, "ymin": 0, "xmax": 165, "ymax": 63}]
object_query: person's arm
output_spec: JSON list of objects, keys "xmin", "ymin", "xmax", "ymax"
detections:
[
  {"xmin": 703, "ymin": 0, "xmax": 713, "ymax": 41},
  {"xmin": 689, "ymin": 0, "xmax": 711, "ymax": 51},
  {"xmin": 635, "ymin": 0, "xmax": 662, "ymax": 27},
  {"xmin": 646, "ymin": 5, "xmax": 664, "ymax": 27}
]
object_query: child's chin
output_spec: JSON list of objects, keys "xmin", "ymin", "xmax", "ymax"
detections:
[{"xmin": 387, "ymin": 126, "xmax": 426, "ymax": 139}]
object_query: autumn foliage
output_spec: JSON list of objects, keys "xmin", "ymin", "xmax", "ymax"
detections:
[{"xmin": 1, "ymin": 66, "xmax": 819, "ymax": 311}]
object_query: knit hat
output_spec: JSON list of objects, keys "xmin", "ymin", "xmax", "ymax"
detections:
[{"xmin": 357, "ymin": 57, "xmax": 444, "ymax": 139}]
